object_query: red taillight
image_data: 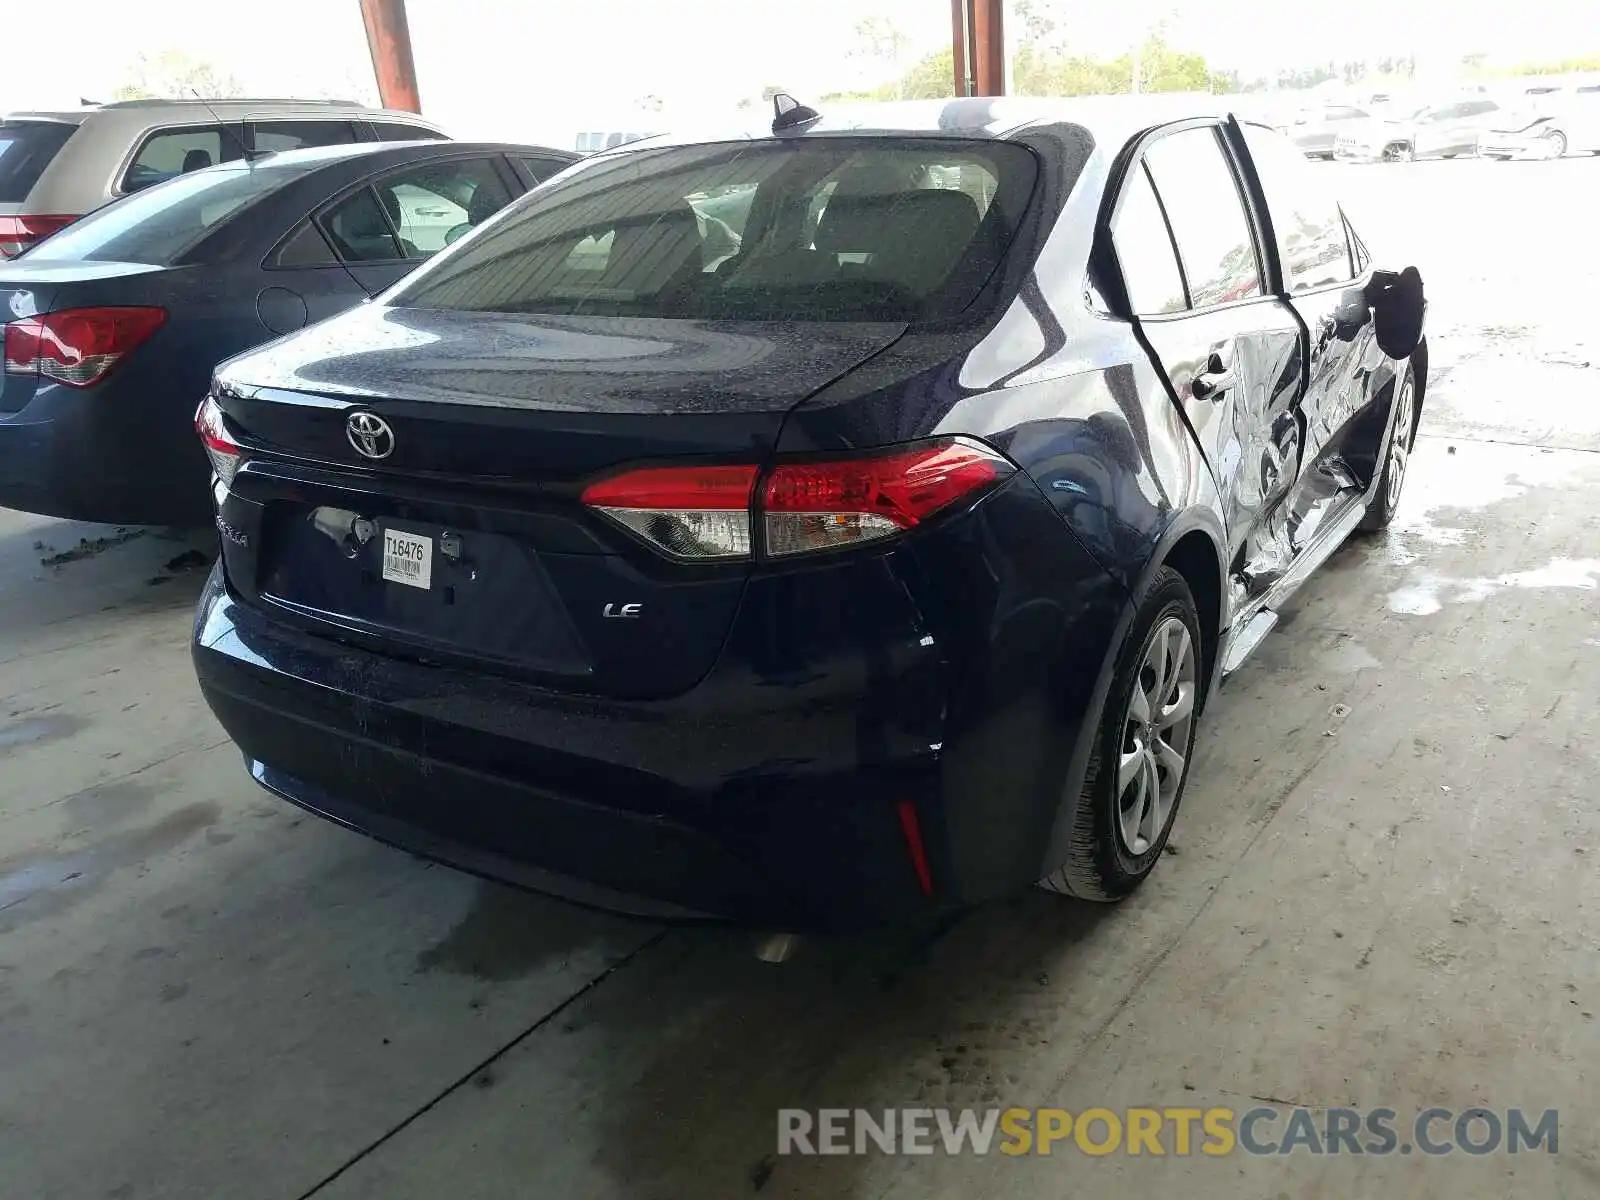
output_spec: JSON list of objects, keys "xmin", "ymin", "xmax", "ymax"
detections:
[
  {"xmin": 2, "ymin": 306, "xmax": 166, "ymax": 387},
  {"xmin": 0, "ymin": 214, "xmax": 78, "ymax": 258},
  {"xmin": 580, "ymin": 464, "xmax": 758, "ymax": 560},
  {"xmin": 194, "ymin": 394, "xmax": 242, "ymax": 485},
  {"xmin": 762, "ymin": 439, "xmax": 1011, "ymax": 556},
  {"xmin": 580, "ymin": 439, "xmax": 1010, "ymax": 561}
]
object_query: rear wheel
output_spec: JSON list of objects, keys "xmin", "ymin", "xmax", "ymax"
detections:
[
  {"xmin": 1039, "ymin": 568, "xmax": 1201, "ymax": 901},
  {"xmin": 1382, "ymin": 142, "xmax": 1414, "ymax": 163},
  {"xmin": 1360, "ymin": 362, "xmax": 1416, "ymax": 533},
  {"xmin": 1544, "ymin": 129, "xmax": 1568, "ymax": 158}
]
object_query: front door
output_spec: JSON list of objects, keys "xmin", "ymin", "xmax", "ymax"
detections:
[{"xmin": 1234, "ymin": 120, "xmax": 1385, "ymax": 498}]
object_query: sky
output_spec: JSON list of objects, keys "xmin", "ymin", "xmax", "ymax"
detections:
[{"xmin": 2, "ymin": 0, "xmax": 1592, "ymax": 149}]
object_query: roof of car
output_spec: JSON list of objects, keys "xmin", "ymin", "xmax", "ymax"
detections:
[
  {"xmin": 4, "ymin": 100, "xmax": 443, "ymax": 127},
  {"xmin": 190, "ymin": 139, "xmax": 576, "ymax": 174},
  {"xmin": 614, "ymin": 95, "xmax": 1231, "ymax": 155}
]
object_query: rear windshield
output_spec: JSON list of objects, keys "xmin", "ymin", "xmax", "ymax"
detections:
[
  {"xmin": 392, "ymin": 138, "xmax": 1038, "ymax": 322},
  {"xmin": 0, "ymin": 121, "xmax": 79, "ymax": 203},
  {"xmin": 23, "ymin": 161, "xmax": 316, "ymax": 264}
]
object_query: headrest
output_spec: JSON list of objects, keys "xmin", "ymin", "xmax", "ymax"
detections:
[
  {"xmin": 467, "ymin": 183, "xmax": 503, "ymax": 226},
  {"xmin": 815, "ymin": 189, "xmax": 981, "ymax": 254}
]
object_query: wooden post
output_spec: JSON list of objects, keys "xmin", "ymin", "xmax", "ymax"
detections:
[{"xmin": 359, "ymin": 0, "xmax": 423, "ymax": 113}]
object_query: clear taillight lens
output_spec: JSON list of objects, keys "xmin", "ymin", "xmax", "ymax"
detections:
[
  {"xmin": 2, "ymin": 306, "xmax": 166, "ymax": 387},
  {"xmin": 763, "ymin": 439, "xmax": 1011, "ymax": 556},
  {"xmin": 194, "ymin": 394, "xmax": 242, "ymax": 486},
  {"xmin": 580, "ymin": 439, "xmax": 1012, "ymax": 561},
  {"xmin": 580, "ymin": 464, "xmax": 758, "ymax": 560}
]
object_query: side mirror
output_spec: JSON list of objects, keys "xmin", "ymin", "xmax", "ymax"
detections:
[{"xmin": 1365, "ymin": 266, "xmax": 1426, "ymax": 359}]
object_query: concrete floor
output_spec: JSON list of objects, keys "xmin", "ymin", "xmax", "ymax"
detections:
[{"xmin": 2, "ymin": 158, "xmax": 1597, "ymax": 1200}]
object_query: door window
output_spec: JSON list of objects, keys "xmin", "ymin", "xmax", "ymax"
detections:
[
  {"xmin": 517, "ymin": 156, "xmax": 564, "ymax": 183},
  {"xmin": 1142, "ymin": 128, "xmax": 1262, "ymax": 308},
  {"xmin": 374, "ymin": 158, "xmax": 513, "ymax": 256},
  {"xmin": 1240, "ymin": 124, "xmax": 1353, "ymax": 292},
  {"xmin": 122, "ymin": 125, "xmax": 242, "ymax": 192},
  {"xmin": 1110, "ymin": 164, "xmax": 1186, "ymax": 315},
  {"xmin": 252, "ymin": 120, "xmax": 360, "ymax": 153}
]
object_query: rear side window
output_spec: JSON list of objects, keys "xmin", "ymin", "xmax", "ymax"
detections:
[
  {"xmin": 123, "ymin": 125, "xmax": 243, "ymax": 193},
  {"xmin": 1142, "ymin": 128, "xmax": 1261, "ymax": 308},
  {"xmin": 252, "ymin": 120, "xmax": 360, "ymax": 153},
  {"xmin": 1110, "ymin": 165, "xmax": 1186, "ymax": 315},
  {"xmin": 369, "ymin": 121, "xmax": 447, "ymax": 142},
  {"xmin": 0, "ymin": 121, "xmax": 78, "ymax": 203},
  {"xmin": 1240, "ymin": 124, "xmax": 1353, "ymax": 293},
  {"xmin": 320, "ymin": 188, "xmax": 402, "ymax": 262},
  {"xmin": 392, "ymin": 139, "xmax": 1040, "ymax": 322}
]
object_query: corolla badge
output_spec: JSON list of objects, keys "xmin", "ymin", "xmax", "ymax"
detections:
[{"xmin": 346, "ymin": 411, "xmax": 395, "ymax": 460}]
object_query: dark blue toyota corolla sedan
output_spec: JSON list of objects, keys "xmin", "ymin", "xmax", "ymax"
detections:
[
  {"xmin": 0, "ymin": 139, "xmax": 574, "ymax": 525},
  {"xmin": 191, "ymin": 98, "xmax": 1427, "ymax": 929}
]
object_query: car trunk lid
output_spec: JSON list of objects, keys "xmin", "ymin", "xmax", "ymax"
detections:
[{"xmin": 212, "ymin": 304, "xmax": 907, "ymax": 698}]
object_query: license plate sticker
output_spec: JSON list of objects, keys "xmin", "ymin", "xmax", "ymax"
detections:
[{"xmin": 381, "ymin": 528, "xmax": 433, "ymax": 589}]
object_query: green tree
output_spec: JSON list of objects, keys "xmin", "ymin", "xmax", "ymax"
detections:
[
  {"xmin": 112, "ymin": 50, "xmax": 243, "ymax": 101},
  {"xmin": 897, "ymin": 48, "xmax": 957, "ymax": 100}
]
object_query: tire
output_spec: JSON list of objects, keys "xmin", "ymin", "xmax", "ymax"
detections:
[
  {"xmin": 1382, "ymin": 142, "xmax": 1413, "ymax": 163},
  {"xmin": 1039, "ymin": 567, "xmax": 1202, "ymax": 901},
  {"xmin": 1359, "ymin": 361, "xmax": 1417, "ymax": 533},
  {"xmin": 1545, "ymin": 130, "xmax": 1568, "ymax": 158}
]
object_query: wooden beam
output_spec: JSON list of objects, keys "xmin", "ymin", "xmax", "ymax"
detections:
[
  {"xmin": 971, "ymin": 0, "xmax": 1005, "ymax": 96},
  {"xmin": 359, "ymin": 0, "xmax": 422, "ymax": 113},
  {"xmin": 950, "ymin": 0, "xmax": 1006, "ymax": 97}
]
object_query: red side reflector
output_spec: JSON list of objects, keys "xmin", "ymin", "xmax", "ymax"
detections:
[
  {"xmin": 0, "ymin": 214, "xmax": 78, "ymax": 258},
  {"xmin": 2, "ymin": 306, "xmax": 166, "ymax": 388},
  {"xmin": 896, "ymin": 799, "xmax": 935, "ymax": 897}
]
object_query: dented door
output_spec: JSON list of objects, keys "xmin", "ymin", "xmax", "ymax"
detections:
[{"xmin": 1131, "ymin": 125, "xmax": 1307, "ymax": 603}]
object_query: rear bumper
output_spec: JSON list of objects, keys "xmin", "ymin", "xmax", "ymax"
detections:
[
  {"xmin": 0, "ymin": 378, "xmax": 212, "ymax": 525},
  {"xmin": 193, "ymin": 475, "xmax": 1130, "ymax": 928}
]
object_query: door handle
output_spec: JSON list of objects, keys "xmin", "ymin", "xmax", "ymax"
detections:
[{"xmin": 1190, "ymin": 352, "xmax": 1237, "ymax": 400}]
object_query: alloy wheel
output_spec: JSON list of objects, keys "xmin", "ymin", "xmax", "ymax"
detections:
[
  {"xmin": 1386, "ymin": 371, "xmax": 1415, "ymax": 511},
  {"xmin": 1116, "ymin": 616, "xmax": 1197, "ymax": 856},
  {"xmin": 1546, "ymin": 130, "xmax": 1568, "ymax": 159}
]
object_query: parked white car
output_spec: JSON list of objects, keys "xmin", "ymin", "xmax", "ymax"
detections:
[
  {"xmin": 1335, "ymin": 97, "xmax": 1504, "ymax": 162},
  {"xmin": 1480, "ymin": 86, "xmax": 1600, "ymax": 159}
]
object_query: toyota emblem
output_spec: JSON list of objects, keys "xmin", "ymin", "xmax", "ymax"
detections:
[{"xmin": 345, "ymin": 411, "xmax": 395, "ymax": 460}]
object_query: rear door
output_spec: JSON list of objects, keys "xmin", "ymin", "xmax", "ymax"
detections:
[
  {"xmin": 1233, "ymin": 121, "xmax": 1380, "ymax": 487},
  {"xmin": 313, "ymin": 154, "xmax": 519, "ymax": 294},
  {"xmin": 1111, "ymin": 123, "xmax": 1303, "ymax": 595}
]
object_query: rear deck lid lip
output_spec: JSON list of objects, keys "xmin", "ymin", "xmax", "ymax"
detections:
[{"xmin": 212, "ymin": 302, "xmax": 911, "ymax": 415}]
